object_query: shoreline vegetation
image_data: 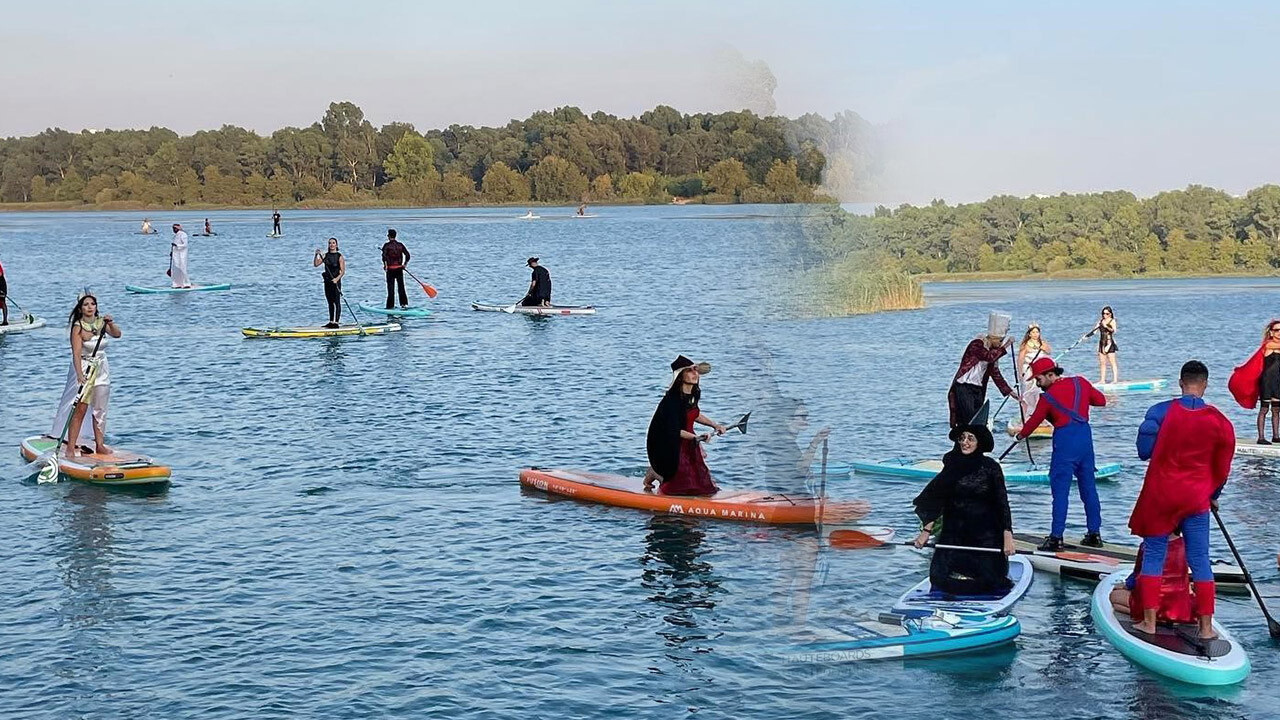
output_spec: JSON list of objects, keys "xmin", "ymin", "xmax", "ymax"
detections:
[
  {"xmin": 0, "ymin": 101, "xmax": 841, "ymax": 210},
  {"xmin": 796, "ymin": 184, "xmax": 1280, "ymax": 316}
]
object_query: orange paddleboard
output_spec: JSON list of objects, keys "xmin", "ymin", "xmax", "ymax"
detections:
[{"xmin": 519, "ymin": 468, "xmax": 868, "ymax": 525}]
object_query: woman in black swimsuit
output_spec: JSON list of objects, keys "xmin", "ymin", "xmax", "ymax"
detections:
[
  {"xmin": 312, "ymin": 238, "xmax": 346, "ymax": 328},
  {"xmin": 1257, "ymin": 320, "xmax": 1280, "ymax": 443},
  {"xmin": 1088, "ymin": 306, "xmax": 1118, "ymax": 384}
]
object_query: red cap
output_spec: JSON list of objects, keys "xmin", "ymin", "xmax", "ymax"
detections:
[{"xmin": 1029, "ymin": 356, "xmax": 1063, "ymax": 377}]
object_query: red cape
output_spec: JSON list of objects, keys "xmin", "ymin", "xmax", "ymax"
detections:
[
  {"xmin": 1129, "ymin": 400, "xmax": 1234, "ymax": 537},
  {"xmin": 1228, "ymin": 342, "xmax": 1266, "ymax": 409}
]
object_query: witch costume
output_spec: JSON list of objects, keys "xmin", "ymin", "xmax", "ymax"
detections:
[
  {"xmin": 646, "ymin": 355, "xmax": 718, "ymax": 496},
  {"xmin": 912, "ymin": 423, "xmax": 1013, "ymax": 596}
]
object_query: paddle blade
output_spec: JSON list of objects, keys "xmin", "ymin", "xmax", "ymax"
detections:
[
  {"xmin": 36, "ymin": 457, "xmax": 59, "ymax": 484},
  {"xmin": 825, "ymin": 528, "xmax": 891, "ymax": 549},
  {"xmin": 422, "ymin": 283, "xmax": 438, "ymax": 299},
  {"xmin": 730, "ymin": 411, "xmax": 751, "ymax": 434}
]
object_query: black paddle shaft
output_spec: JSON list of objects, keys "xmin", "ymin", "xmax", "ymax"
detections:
[{"xmin": 1211, "ymin": 506, "xmax": 1280, "ymax": 638}]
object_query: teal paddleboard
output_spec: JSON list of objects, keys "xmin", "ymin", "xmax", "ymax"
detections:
[
  {"xmin": 357, "ymin": 302, "xmax": 432, "ymax": 318},
  {"xmin": 125, "ymin": 283, "xmax": 232, "ymax": 294},
  {"xmin": 850, "ymin": 457, "xmax": 1122, "ymax": 485}
]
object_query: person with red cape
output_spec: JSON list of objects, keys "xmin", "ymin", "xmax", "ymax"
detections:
[
  {"xmin": 1228, "ymin": 319, "xmax": 1280, "ymax": 444},
  {"xmin": 644, "ymin": 355, "xmax": 727, "ymax": 496},
  {"xmin": 1129, "ymin": 360, "xmax": 1234, "ymax": 640}
]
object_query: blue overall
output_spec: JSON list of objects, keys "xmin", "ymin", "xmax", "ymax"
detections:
[{"xmin": 1043, "ymin": 377, "xmax": 1102, "ymax": 537}]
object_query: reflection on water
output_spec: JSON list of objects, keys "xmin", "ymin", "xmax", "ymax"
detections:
[{"xmin": 640, "ymin": 516, "xmax": 721, "ymax": 649}]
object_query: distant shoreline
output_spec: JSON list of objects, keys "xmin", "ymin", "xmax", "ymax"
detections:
[
  {"xmin": 0, "ymin": 197, "xmax": 789, "ymax": 214},
  {"xmin": 918, "ymin": 269, "xmax": 1280, "ymax": 283}
]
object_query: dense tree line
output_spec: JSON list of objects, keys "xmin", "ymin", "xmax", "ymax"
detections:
[
  {"xmin": 0, "ymin": 102, "xmax": 832, "ymax": 207},
  {"xmin": 794, "ymin": 185, "xmax": 1280, "ymax": 276}
]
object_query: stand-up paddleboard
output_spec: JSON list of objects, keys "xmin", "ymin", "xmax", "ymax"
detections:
[
  {"xmin": 356, "ymin": 302, "xmax": 432, "ymax": 318},
  {"xmin": 0, "ymin": 314, "xmax": 46, "ymax": 334},
  {"xmin": 266, "ymin": 232, "xmax": 284, "ymax": 238},
  {"xmin": 572, "ymin": 214, "xmax": 598, "ymax": 218},
  {"xmin": 518, "ymin": 213, "xmax": 540, "ymax": 220},
  {"xmin": 852, "ymin": 458, "xmax": 1122, "ymax": 485},
  {"xmin": 241, "ymin": 323, "xmax": 401, "ymax": 338},
  {"xmin": 786, "ymin": 611, "xmax": 1020, "ymax": 663},
  {"xmin": 1011, "ymin": 532, "xmax": 1246, "ymax": 591},
  {"xmin": 1092, "ymin": 570, "xmax": 1249, "ymax": 685},
  {"xmin": 20, "ymin": 435, "xmax": 171, "ymax": 485},
  {"xmin": 1005, "ymin": 420, "xmax": 1052, "ymax": 438},
  {"xmin": 125, "ymin": 282, "xmax": 232, "ymax": 294},
  {"xmin": 472, "ymin": 302, "xmax": 596, "ymax": 316},
  {"xmin": 892, "ymin": 555, "xmax": 1033, "ymax": 616},
  {"xmin": 1096, "ymin": 378, "xmax": 1168, "ymax": 393},
  {"xmin": 1234, "ymin": 437, "xmax": 1280, "ymax": 458},
  {"xmin": 519, "ymin": 468, "xmax": 869, "ymax": 525}
]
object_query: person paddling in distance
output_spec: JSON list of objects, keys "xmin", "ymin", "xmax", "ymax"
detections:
[
  {"xmin": 912, "ymin": 419, "xmax": 1016, "ymax": 595},
  {"xmin": 381, "ymin": 228, "xmax": 412, "ymax": 310},
  {"xmin": 52, "ymin": 294, "xmax": 120, "ymax": 458},
  {"xmin": 1087, "ymin": 305, "xmax": 1119, "ymax": 384},
  {"xmin": 313, "ymin": 238, "xmax": 346, "ymax": 328},
  {"xmin": 169, "ymin": 223, "xmax": 192, "ymax": 289},
  {"xmin": 140, "ymin": 218, "xmax": 154, "ymax": 234},
  {"xmin": 948, "ymin": 313, "xmax": 1018, "ymax": 427},
  {"xmin": 272, "ymin": 210, "xmax": 282, "ymax": 236},
  {"xmin": 643, "ymin": 355, "xmax": 727, "ymax": 495},
  {"xmin": 203, "ymin": 218, "xmax": 214, "ymax": 236},
  {"xmin": 521, "ymin": 257, "xmax": 551, "ymax": 307},
  {"xmin": 577, "ymin": 202, "xmax": 587, "ymax": 216},
  {"xmin": 1016, "ymin": 356, "xmax": 1107, "ymax": 550},
  {"xmin": 1128, "ymin": 360, "xmax": 1234, "ymax": 640},
  {"xmin": 0, "ymin": 252, "xmax": 9, "ymax": 325}
]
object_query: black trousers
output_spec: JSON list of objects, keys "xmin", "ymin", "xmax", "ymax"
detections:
[
  {"xmin": 950, "ymin": 381, "xmax": 987, "ymax": 427},
  {"xmin": 324, "ymin": 279, "xmax": 342, "ymax": 323},
  {"xmin": 386, "ymin": 268, "xmax": 407, "ymax": 308}
]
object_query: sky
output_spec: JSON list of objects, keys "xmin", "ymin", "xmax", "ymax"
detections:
[{"xmin": 2, "ymin": 0, "xmax": 1278, "ymax": 204}]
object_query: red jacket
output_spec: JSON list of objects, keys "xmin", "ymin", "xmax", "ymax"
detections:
[
  {"xmin": 1128, "ymin": 399, "xmax": 1234, "ymax": 537},
  {"xmin": 1229, "ymin": 341, "xmax": 1266, "ymax": 409},
  {"xmin": 1017, "ymin": 376, "xmax": 1105, "ymax": 438}
]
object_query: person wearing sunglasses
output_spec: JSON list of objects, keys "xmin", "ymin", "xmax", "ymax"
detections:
[{"xmin": 1228, "ymin": 320, "xmax": 1280, "ymax": 443}]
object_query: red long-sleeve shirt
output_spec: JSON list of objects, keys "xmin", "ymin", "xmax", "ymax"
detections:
[{"xmin": 1017, "ymin": 376, "xmax": 1106, "ymax": 438}]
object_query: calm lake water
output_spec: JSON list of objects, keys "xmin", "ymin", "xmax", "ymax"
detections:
[{"xmin": 1, "ymin": 207, "xmax": 1277, "ymax": 719}]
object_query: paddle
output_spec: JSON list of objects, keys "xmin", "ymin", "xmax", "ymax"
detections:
[
  {"xmin": 21, "ymin": 321, "xmax": 110, "ymax": 482},
  {"xmin": 403, "ymin": 268, "xmax": 437, "ymax": 299},
  {"xmin": 1010, "ymin": 351, "xmax": 1037, "ymax": 466},
  {"xmin": 830, "ymin": 528, "xmax": 1006, "ymax": 554},
  {"xmin": 338, "ymin": 290, "xmax": 370, "ymax": 336},
  {"xmin": 1211, "ymin": 505, "xmax": 1280, "ymax": 638},
  {"xmin": 2, "ymin": 294, "xmax": 34, "ymax": 324},
  {"xmin": 817, "ymin": 437, "xmax": 829, "ymax": 533}
]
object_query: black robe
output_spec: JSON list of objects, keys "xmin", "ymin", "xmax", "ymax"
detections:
[
  {"xmin": 913, "ymin": 450, "xmax": 1014, "ymax": 596},
  {"xmin": 646, "ymin": 383, "xmax": 698, "ymax": 480}
]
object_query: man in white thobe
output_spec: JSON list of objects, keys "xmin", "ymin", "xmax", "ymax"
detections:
[{"xmin": 170, "ymin": 223, "xmax": 191, "ymax": 288}]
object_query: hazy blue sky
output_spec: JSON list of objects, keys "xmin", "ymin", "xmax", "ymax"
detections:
[{"xmin": 3, "ymin": 0, "xmax": 1277, "ymax": 203}]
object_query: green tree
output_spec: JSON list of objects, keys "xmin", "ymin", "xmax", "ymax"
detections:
[
  {"xmin": 590, "ymin": 173, "xmax": 613, "ymax": 199},
  {"xmin": 764, "ymin": 158, "xmax": 805, "ymax": 202},
  {"xmin": 704, "ymin": 158, "xmax": 751, "ymax": 200},
  {"xmin": 528, "ymin": 155, "xmax": 587, "ymax": 201},
  {"xmin": 617, "ymin": 172, "xmax": 655, "ymax": 199},
  {"xmin": 383, "ymin": 133, "xmax": 437, "ymax": 184},
  {"xmin": 440, "ymin": 172, "xmax": 476, "ymax": 203},
  {"xmin": 481, "ymin": 162, "xmax": 530, "ymax": 203}
]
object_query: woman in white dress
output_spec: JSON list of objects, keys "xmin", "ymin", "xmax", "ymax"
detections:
[
  {"xmin": 1016, "ymin": 323, "xmax": 1052, "ymax": 421},
  {"xmin": 169, "ymin": 223, "xmax": 191, "ymax": 288},
  {"xmin": 50, "ymin": 293, "xmax": 121, "ymax": 457}
]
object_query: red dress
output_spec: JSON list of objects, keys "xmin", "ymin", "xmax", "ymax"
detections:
[{"xmin": 658, "ymin": 406, "xmax": 718, "ymax": 496}]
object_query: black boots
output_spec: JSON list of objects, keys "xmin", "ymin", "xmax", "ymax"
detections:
[
  {"xmin": 1038, "ymin": 536, "xmax": 1064, "ymax": 551},
  {"xmin": 1081, "ymin": 532, "xmax": 1104, "ymax": 548}
]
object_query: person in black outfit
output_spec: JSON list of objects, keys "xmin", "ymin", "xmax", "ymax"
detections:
[
  {"xmin": 381, "ymin": 228, "xmax": 412, "ymax": 309},
  {"xmin": 911, "ymin": 421, "xmax": 1016, "ymax": 596},
  {"xmin": 520, "ymin": 257, "xmax": 551, "ymax": 307},
  {"xmin": 312, "ymin": 238, "xmax": 346, "ymax": 328},
  {"xmin": 272, "ymin": 211, "xmax": 282, "ymax": 236}
]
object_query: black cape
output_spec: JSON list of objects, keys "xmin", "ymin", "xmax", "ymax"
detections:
[
  {"xmin": 913, "ymin": 427, "xmax": 1013, "ymax": 595},
  {"xmin": 646, "ymin": 383, "xmax": 698, "ymax": 480},
  {"xmin": 530, "ymin": 266, "xmax": 551, "ymax": 301}
]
